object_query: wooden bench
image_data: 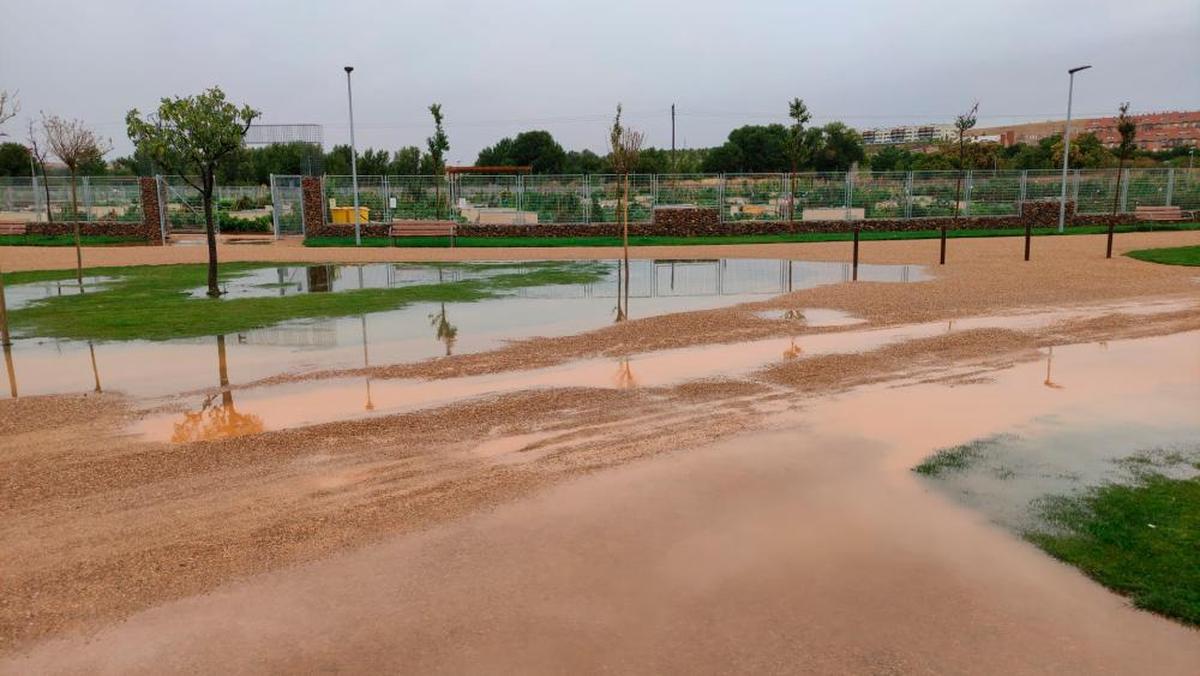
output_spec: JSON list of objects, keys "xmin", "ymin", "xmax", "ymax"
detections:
[
  {"xmin": 1133, "ymin": 206, "xmax": 1184, "ymax": 222},
  {"xmin": 389, "ymin": 221, "xmax": 456, "ymax": 247},
  {"xmin": 0, "ymin": 222, "xmax": 28, "ymax": 236}
]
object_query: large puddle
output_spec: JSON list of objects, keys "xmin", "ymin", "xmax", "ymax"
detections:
[
  {"xmin": 1, "ymin": 259, "xmax": 925, "ymax": 399},
  {"xmin": 131, "ymin": 300, "xmax": 1196, "ymax": 442}
]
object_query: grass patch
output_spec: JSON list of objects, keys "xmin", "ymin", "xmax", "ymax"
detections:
[
  {"xmin": 304, "ymin": 222, "xmax": 1200, "ymax": 249},
  {"xmin": 6, "ymin": 261, "xmax": 608, "ymax": 342},
  {"xmin": 1126, "ymin": 245, "xmax": 1200, "ymax": 267},
  {"xmin": 1026, "ymin": 474, "xmax": 1200, "ymax": 626},
  {"xmin": 913, "ymin": 436, "xmax": 1010, "ymax": 477},
  {"xmin": 0, "ymin": 234, "xmax": 145, "ymax": 247}
]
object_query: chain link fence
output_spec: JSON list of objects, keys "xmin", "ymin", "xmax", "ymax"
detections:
[{"xmin": 0, "ymin": 176, "xmax": 142, "ymax": 223}]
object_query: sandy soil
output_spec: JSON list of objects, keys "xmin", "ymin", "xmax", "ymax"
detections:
[{"xmin": 2, "ymin": 232, "xmax": 1200, "ymax": 670}]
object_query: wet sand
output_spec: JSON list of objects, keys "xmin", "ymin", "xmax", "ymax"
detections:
[
  {"xmin": 3, "ymin": 232, "xmax": 1200, "ymax": 670},
  {"xmin": 5, "ymin": 333, "xmax": 1199, "ymax": 674}
]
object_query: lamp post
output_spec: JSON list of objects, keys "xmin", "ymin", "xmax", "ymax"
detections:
[
  {"xmin": 1057, "ymin": 65, "xmax": 1091, "ymax": 233},
  {"xmin": 344, "ymin": 66, "xmax": 361, "ymax": 246}
]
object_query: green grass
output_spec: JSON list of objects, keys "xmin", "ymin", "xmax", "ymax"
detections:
[
  {"xmin": 913, "ymin": 436, "xmax": 1008, "ymax": 477},
  {"xmin": 0, "ymin": 234, "xmax": 145, "ymax": 247},
  {"xmin": 1126, "ymin": 245, "xmax": 1200, "ymax": 267},
  {"xmin": 1027, "ymin": 474, "xmax": 1200, "ymax": 626},
  {"xmin": 304, "ymin": 222, "xmax": 1200, "ymax": 248},
  {"xmin": 4, "ymin": 261, "xmax": 608, "ymax": 342}
]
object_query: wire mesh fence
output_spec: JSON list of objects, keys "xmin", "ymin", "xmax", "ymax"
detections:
[{"xmin": 0, "ymin": 176, "xmax": 142, "ymax": 223}]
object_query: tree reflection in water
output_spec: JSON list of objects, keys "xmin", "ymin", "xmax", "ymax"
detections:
[
  {"xmin": 2, "ymin": 344, "xmax": 15, "ymax": 399},
  {"xmin": 429, "ymin": 303, "xmax": 458, "ymax": 356},
  {"xmin": 171, "ymin": 335, "xmax": 263, "ymax": 443},
  {"xmin": 614, "ymin": 357, "xmax": 637, "ymax": 389}
]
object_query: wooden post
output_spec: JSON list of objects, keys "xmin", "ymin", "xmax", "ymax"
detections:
[
  {"xmin": 1024, "ymin": 222, "xmax": 1032, "ymax": 262},
  {"xmin": 1105, "ymin": 220, "xmax": 1115, "ymax": 259},
  {"xmin": 939, "ymin": 225, "xmax": 947, "ymax": 265},
  {"xmin": 0, "ymin": 261, "xmax": 10, "ymax": 348},
  {"xmin": 852, "ymin": 227, "xmax": 860, "ymax": 281}
]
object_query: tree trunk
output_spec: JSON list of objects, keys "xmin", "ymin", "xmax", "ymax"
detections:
[
  {"xmin": 38, "ymin": 162, "xmax": 53, "ymax": 224},
  {"xmin": 71, "ymin": 170, "xmax": 83, "ymax": 287},
  {"xmin": 0, "ymin": 259, "xmax": 10, "ymax": 347},
  {"xmin": 622, "ymin": 172, "xmax": 630, "ymax": 321},
  {"xmin": 217, "ymin": 334, "xmax": 232, "ymax": 407},
  {"xmin": 1112, "ymin": 156, "xmax": 1125, "ymax": 215},
  {"xmin": 203, "ymin": 172, "xmax": 220, "ymax": 298}
]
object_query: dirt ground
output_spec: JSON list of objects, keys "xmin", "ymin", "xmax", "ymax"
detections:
[{"xmin": 2, "ymin": 232, "xmax": 1199, "ymax": 672}]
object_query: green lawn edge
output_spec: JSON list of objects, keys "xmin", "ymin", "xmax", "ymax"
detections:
[
  {"xmin": 1125, "ymin": 244, "xmax": 1200, "ymax": 266},
  {"xmin": 4, "ymin": 260, "xmax": 609, "ymax": 342},
  {"xmin": 0, "ymin": 234, "xmax": 146, "ymax": 247}
]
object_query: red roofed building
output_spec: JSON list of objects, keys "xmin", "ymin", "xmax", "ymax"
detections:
[{"xmin": 969, "ymin": 110, "xmax": 1200, "ymax": 151}]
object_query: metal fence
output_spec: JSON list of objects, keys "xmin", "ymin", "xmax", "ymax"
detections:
[
  {"xmin": 320, "ymin": 168, "xmax": 1198, "ymax": 225},
  {"xmin": 0, "ymin": 176, "xmax": 142, "ymax": 223}
]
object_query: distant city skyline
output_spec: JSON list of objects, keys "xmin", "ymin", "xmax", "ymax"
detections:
[{"xmin": 2, "ymin": 0, "xmax": 1197, "ymax": 162}]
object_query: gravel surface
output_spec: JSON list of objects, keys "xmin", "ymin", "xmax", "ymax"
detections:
[{"xmin": 2, "ymin": 231, "xmax": 1200, "ymax": 661}]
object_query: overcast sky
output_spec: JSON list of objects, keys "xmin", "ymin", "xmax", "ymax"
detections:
[{"xmin": 2, "ymin": 0, "xmax": 1198, "ymax": 162}]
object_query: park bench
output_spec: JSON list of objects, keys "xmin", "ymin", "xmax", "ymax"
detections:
[
  {"xmin": 389, "ymin": 221, "xmax": 457, "ymax": 247},
  {"xmin": 0, "ymin": 222, "xmax": 28, "ymax": 236},
  {"xmin": 1133, "ymin": 205, "xmax": 1184, "ymax": 222}
]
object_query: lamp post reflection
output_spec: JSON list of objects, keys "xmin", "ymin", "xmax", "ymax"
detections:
[
  {"xmin": 1043, "ymin": 346, "xmax": 1065, "ymax": 390},
  {"xmin": 361, "ymin": 315, "xmax": 374, "ymax": 411},
  {"xmin": 170, "ymin": 335, "xmax": 264, "ymax": 443},
  {"xmin": 88, "ymin": 341, "xmax": 102, "ymax": 393}
]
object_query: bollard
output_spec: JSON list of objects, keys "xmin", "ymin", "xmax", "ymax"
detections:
[
  {"xmin": 1024, "ymin": 222, "xmax": 1032, "ymax": 261},
  {"xmin": 1106, "ymin": 220, "xmax": 1115, "ymax": 259},
  {"xmin": 852, "ymin": 227, "xmax": 860, "ymax": 281},
  {"xmin": 939, "ymin": 225, "xmax": 947, "ymax": 265}
]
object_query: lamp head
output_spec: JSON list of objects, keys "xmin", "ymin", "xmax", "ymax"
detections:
[
  {"xmin": 344, "ymin": 66, "xmax": 354, "ymax": 74},
  {"xmin": 1068, "ymin": 65, "xmax": 1092, "ymax": 74}
]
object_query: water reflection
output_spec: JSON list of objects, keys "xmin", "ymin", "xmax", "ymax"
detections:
[
  {"xmin": 429, "ymin": 303, "xmax": 458, "ymax": 356},
  {"xmin": 1043, "ymin": 346, "xmax": 1065, "ymax": 390},
  {"xmin": 614, "ymin": 357, "xmax": 637, "ymax": 389},
  {"xmin": 170, "ymin": 335, "xmax": 264, "ymax": 443},
  {"xmin": 3, "ymin": 343, "xmax": 15, "ymax": 398}
]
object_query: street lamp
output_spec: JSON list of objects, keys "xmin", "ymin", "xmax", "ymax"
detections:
[
  {"xmin": 1057, "ymin": 64, "xmax": 1092, "ymax": 233},
  {"xmin": 344, "ymin": 66, "xmax": 361, "ymax": 246}
]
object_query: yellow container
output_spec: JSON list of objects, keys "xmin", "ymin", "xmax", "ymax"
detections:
[{"xmin": 330, "ymin": 206, "xmax": 370, "ymax": 224}]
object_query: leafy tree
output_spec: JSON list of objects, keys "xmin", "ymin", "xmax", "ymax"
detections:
[
  {"xmin": 563, "ymin": 149, "xmax": 607, "ymax": 174},
  {"xmin": 1111, "ymin": 102, "xmax": 1137, "ymax": 215},
  {"xmin": 476, "ymin": 130, "xmax": 567, "ymax": 173},
  {"xmin": 426, "ymin": 103, "xmax": 449, "ymax": 216},
  {"xmin": 1050, "ymin": 132, "xmax": 1110, "ymax": 169},
  {"xmin": 357, "ymin": 148, "xmax": 391, "ymax": 175},
  {"xmin": 785, "ymin": 98, "xmax": 812, "ymax": 220},
  {"xmin": 390, "ymin": 146, "xmax": 422, "ymax": 174},
  {"xmin": 952, "ymin": 102, "xmax": 979, "ymax": 219},
  {"xmin": 127, "ymin": 87, "xmax": 260, "ymax": 297},
  {"xmin": 703, "ymin": 124, "xmax": 789, "ymax": 172},
  {"xmin": 324, "ymin": 144, "xmax": 353, "ymax": 175},
  {"xmin": 0, "ymin": 142, "xmax": 31, "ymax": 176},
  {"xmin": 809, "ymin": 123, "xmax": 865, "ymax": 172}
]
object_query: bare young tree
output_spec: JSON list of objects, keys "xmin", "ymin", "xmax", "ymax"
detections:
[
  {"xmin": 1108, "ymin": 102, "xmax": 1138, "ymax": 258},
  {"xmin": 0, "ymin": 90, "xmax": 18, "ymax": 135},
  {"xmin": 27, "ymin": 120, "xmax": 53, "ymax": 225},
  {"xmin": 42, "ymin": 114, "xmax": 112, "ymax": 284},
  {"xmin": 786, "ymin": 98, "xmax": 812, "ymax": 222},
  {"xmin": 609, "ymin": 104, "xmax": 643, "ymax": 322}
]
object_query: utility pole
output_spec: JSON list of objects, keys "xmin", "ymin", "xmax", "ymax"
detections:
[{"xmin": 671, "ymin": 104, "xmax": 676, "ymax": 171}]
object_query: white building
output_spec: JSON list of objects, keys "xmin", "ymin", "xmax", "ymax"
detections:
[{"xmin": 861, "ymin": 124, "xmax": 956, "ymax": 145}]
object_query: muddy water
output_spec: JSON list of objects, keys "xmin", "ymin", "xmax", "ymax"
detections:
[
  {"xmin": 10, "ymin": 330, "xmax": 1200, "ymax": 674},
  {"xmin": 133, "ymin": 299, "xmax": 1198, "ymax": 442},
  {"xmin": 1, "ymin": 259, "xmax": 924, "ymax": 399}
]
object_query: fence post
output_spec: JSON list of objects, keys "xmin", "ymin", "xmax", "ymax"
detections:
[
  {"xmin": 156, "ymin": 175, "xmax": 168, "ymax": 239},
  {"xmin": 382, "ymin": 175, "xmax": 391, "ymax": 223},
  {"xmin": 31, "ymin": 174, "xmax": 41, "ymax": 222},
  {"xmin": 516, "ymin": 174, "xmax": 524, "ymax": 226},
  {"xmin": 82, "ymin": 176, "xmax": 93, "ymax": 222},
  {"xmin": 904, "ymin": 171, "xmax": 914, "ymax": 219},
  {"xmin": 269, "ymin": 174, "xmax": 280, "ymax": 239},
  {"xmin": 852, "ymin": 227, "xmax": 860, "ymax": 281},
  {"xmin": 1120, "ymin": 169, "xmax": 1130, "ymax": 212},
  {"xmin": 1165, "ymin": 167, "xmax": 1175, "ymax": 206},
  {"xmin": 844, "ymin": 172, "xmax": 853, "ymax": 221},
  {"xmin": 717, "ymin": 174, "xmax": 725, "ymax": 223},
  {"xmin": 963, "ymin": 170, "xmax": 973, "ymax": 217},
  {"xmin": 1071, "ymin": 169, "xmax": 1081, "ymax": 217},
  {"xmin": 583, "ymin": 175, "xmax": 591, "ymax": 225}
]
